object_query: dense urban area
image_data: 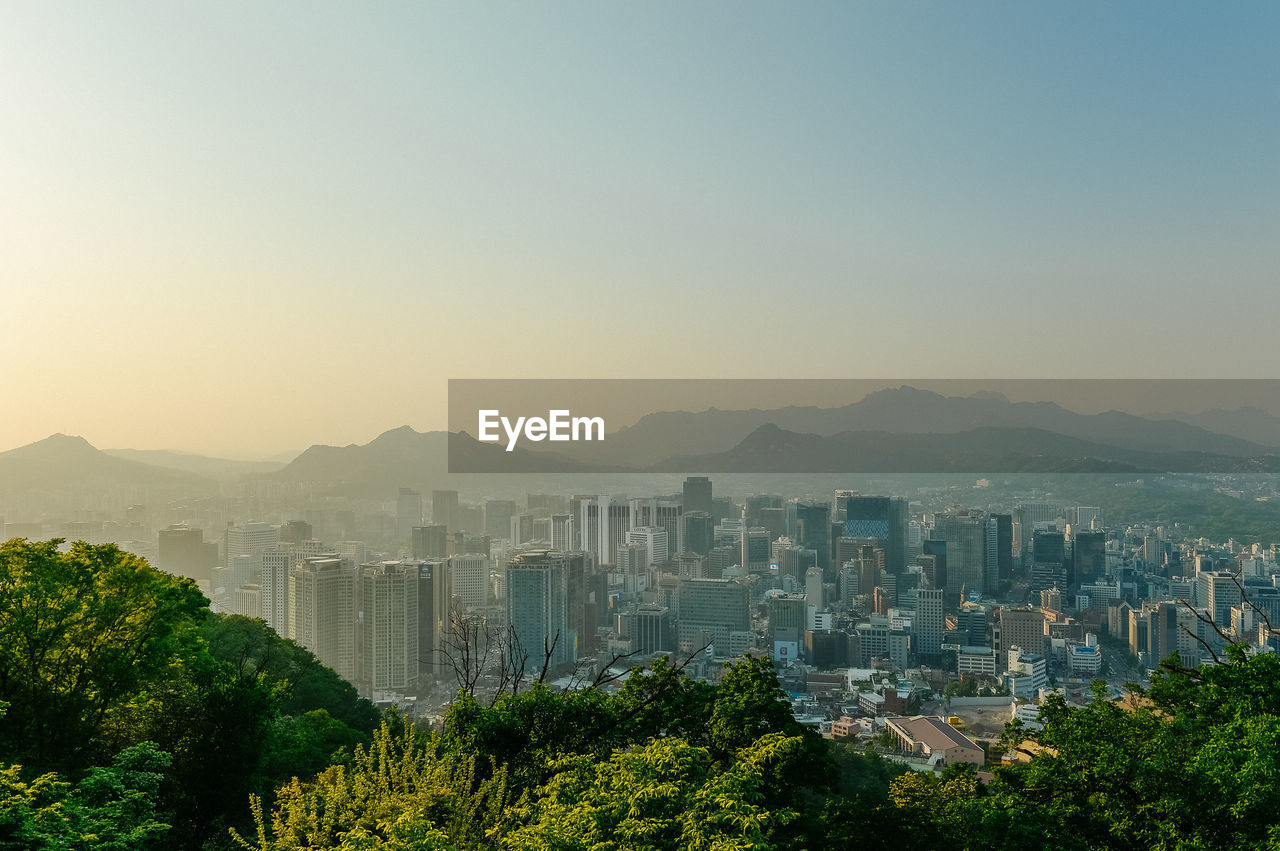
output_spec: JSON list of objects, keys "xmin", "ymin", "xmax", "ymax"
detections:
[{"xmin": 5, "ymin": 443, "xmax": 1280, "ymax": 848}]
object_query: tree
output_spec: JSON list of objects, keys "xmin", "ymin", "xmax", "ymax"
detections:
[
  {"xmin": 0, "ymin": 742, "xmax": 173, "ymax": 851},
  {"xmin": 0, "ymin": 540, "xmax": 207, "ymax": 772}
]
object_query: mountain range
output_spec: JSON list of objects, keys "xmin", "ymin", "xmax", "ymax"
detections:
[{"xmin": 7, "ymin": 388, "xmax": 1280, "ymax": 492}]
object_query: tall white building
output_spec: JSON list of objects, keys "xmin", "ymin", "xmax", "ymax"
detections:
[
  {"xmin": 261, "ymin": 547, "xmax": 293, "ymax": 636},
  {"xmin": 357, "ymin": 560, "xmax": 420, "ymax": 696},
  {"xmin": 224, "ymin": 522, "xmax": 280, "ymax": 567},
  {"xmin": 291, "ymin": 556, "xmax": 357, "ymax": 682},
  {"xmin": 628, "ymin": 526, "xmax": 669, "ymax": 567},
  {"xmin": 450, "ymin": 553, "xmax": 489, "ymax": 611}
]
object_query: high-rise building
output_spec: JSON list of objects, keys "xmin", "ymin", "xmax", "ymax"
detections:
[
  {"xmin": 260, "ymin": 547, "xmax": 293, "ymax": 637},
  {"xmin": 795, "ymin": 501, "xmax": 832, "ymax": 574},
  {"xmin": 417, "ymin": 557, "xmax": 452, "ymax": 679},
  {"xmin": 676, "ymin": 577, "xmax": 750, "ymax": 654},
  {"xmin": 629, "ymin": 604, "xmax": 673, "ymax": 655},
  {"xmin": 233, "ymin": 584, "xmax": 262, "ymax": 619},
  {"xmin": 412, "ymin": 525, "xmax": 448, "ymax": 559},
  {"xmin": 550, "ymin": 514, "xmax": 573, "ymax": 550},
  {"xmin": 681, "ymin": 511, "xmax": 714, "ymax": 556},
  {"xmin": 1198, "ymin": 571, "xmax": 1242, "ymax": 627},
  {"xmin": 222, "ymin": 522, "xmax": 280, "ymax": 597},
  {"xmin": 1014, "ymin": 503, "xmax": 1060, "ymax": 557},
  {"xmin": 397, "ymin": 489, "xmax": 423, "ymax": 542},
  {"xmin": 280, "ymin": 520, "xmax": 313, "ymax": 545},
  {"xmin": 157, "ymin": 525, "xmax": 218, "ymax": 583},
  {"xmin": 507, "ymin": 551, "xmax": 574, "ymax": 673},
  {"xmin": 1030, "ymin": 529, "xmax": 1068, "ymax": 593},
  {"xmin": 357, "ymin": 560, "xmax": 419, "ymax": 695},
  {"xmin": 1073, "ymin": 530, "xmax": 1107, "ymax": 587},
  {"xmin": 450, "ymin": 552, "xmax": 489, "ymax": 611},
  {"xmin": 431, "ymin": 490, "xmax": 460, "ymax": 531},
  {"xmin": 933, "ymin": 512, "xmax": 987, "ymax": 599},
  {"xmin": 682, "ymin": 476, "xmax": 713, "ymax": 516},
  {"xmin": 485, "ymin": 500, "xmax": 517, "ymax": 540},
  {"xmin": 996, "ymin": 608, "xmax": 1046, "ymax": 672},
  {"xmin": 842, "ymin": 496, "xmax": 909, "ymax": 575},
  {"xmin": 628, "ymin": 526, "xmax": 670, "ymax": 567},
  {"xmin": 291, "ymin": 556, "xmax": 357, "ymax": 681},
  {"xmin": 915, "ymin": 588, "xmax": 945, "ymax": 662}
]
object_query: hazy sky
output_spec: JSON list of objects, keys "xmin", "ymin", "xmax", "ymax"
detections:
[{"xmin": 3, "ymin": 3, "xmax": 1278, "ymax": 457}]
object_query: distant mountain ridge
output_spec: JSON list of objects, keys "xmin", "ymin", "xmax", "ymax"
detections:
[
  {"xmin": 0, "ymin": 434, "xmax": 216, "ymax": 493},
  {"xmin": 105, "ymin": 448, "xmax": 286, "ymax": 480},
  {"xmin": 647, "ymin": 423, "xmax": 1280, "ymax": 474},
  {"xmin": 555, "ymin": 386, "xmax": 1276, "ymax": 468},
  {"xmin": 267, "ymin": 426, "xmax": 609, "ymax": 492}
]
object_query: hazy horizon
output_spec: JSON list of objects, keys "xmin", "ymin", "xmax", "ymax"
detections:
[{"xmin": 5, "ymin": 3, "xmax": 1278, "ymax": 456}]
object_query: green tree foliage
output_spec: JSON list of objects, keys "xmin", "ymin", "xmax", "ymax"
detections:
[
  {"xmin": 0, "ymin": 742, "xmax": 172, "ymax": 851},
  {"xmin": 0, "ymin": 540, "xmax": 206, "ymax": 772},
  {"xmin": 202, "ymin": 615, "xmax": 379, "ymax": 734},
  {"xmin": 0, "ymin": 540, "xmax": 378, "ymax": 849}
]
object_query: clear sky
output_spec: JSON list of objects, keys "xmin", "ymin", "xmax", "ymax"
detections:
[{"xmin": 2, "ymin": 2, "xmax": 1277, "ymax": 457}]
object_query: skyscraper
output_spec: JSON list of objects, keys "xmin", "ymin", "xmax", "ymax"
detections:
[
  {"xmin": 915, "ymin": 587, "xmax": 945, "ymax": 662},
  {"xmin": 506, "ymin": 551, "xmax": 573, "ymax": 673},
  {"xmin": 683, "ymin": 476, "xmax": 712, "ymax": 516},
  {"xmin": 417, "ymin": 557, "xmax": 452, "ymax": 679},
  {"xmin": 291, "ymin": 556, "xmax": 357, "ymax": 682},
  {"xmin": 260, "ymin": 546, "xmax": 293, "ymax": 637},
  {"xmin": 412, "ymin": 525, "xmax": 448, "ymax": 559},
  {"xmin": 450, "ymin": 552, "xmax": 489, "ymax": 611},
  {"xmin": 432, "ymin": 490, "xmax": 460, "ymax": 531},
  {"xmin": 842, "ymin": 496, "xmax": 909, "ymax": 575},
  {"xmin": 357, "ymin": 560, "xmax": 419, "ymax": 695}
]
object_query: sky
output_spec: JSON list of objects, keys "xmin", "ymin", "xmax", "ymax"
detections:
[{"xmin": 2, "ymin": 2, "xmax": 1278, "ymax": 458}]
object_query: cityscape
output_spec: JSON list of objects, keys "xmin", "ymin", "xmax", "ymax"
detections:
[{"xmin": 5, "ymin": 2, "xmax": 1279, "ymax": 848}]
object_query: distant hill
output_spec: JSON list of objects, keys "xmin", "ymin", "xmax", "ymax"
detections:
[
  {"xmin": 268, "ymin": 426, "xmax": 609, "ymax": 492},
  {"xmin": 0, "ymin": 434, "xmax": 216, "ymax": 494},
  {"xmin": 1146, "ymin": 406, "xmax": 1280, "ymax": 448},
  {"xmin": 105, "ymin": 448, "xmax": 286, "ymax": 480},
  {"xmin": 646, "ymin": 423, "xmax": 1280, "ymax": 474},
  {"xmin": 555, "ymin": 386, "xmax": 1275, "ymax": 468}
]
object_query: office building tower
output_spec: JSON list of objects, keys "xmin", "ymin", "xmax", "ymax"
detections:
[
  {"xmin": 507, "ymin": 551, "xmax": 574, "ymax": 672},
  {"xmin": 1073, "ymin": 530, "xmax": 1106, "ymax": 587},
  {"xmin": 842, "ymin": 496, "xmax": 910, "ymax": 575},
  {"xmin": 417, "ymin": 558, "xmax": 452, "ymax": 679},
  {"xmin": 915, "ymin": 588, "xmax": 945, "ymax": 662},
  {"xmin": 412, "ymin": 525, "xmax": 448, "ymax": 559},
  {"xmin": 933, "ymin": 511, "xmax": 988, "ymax": 599},
  {"xmin": 795, "ymin": 501, "xmax": 832, "ymax": 574},
  {"xmin": 291, "ymin": 556, "xmax": 357, "ymax": 682},
  {"xmin": 681, "ymin": 511, "xmax": 714, "ymax": 556},
  {"xmin": 550, "ymin": 514, "xmax": 573, "ymax": 550},
  {"xmin": 1198, "ymin": 571, "xmax": 1242, "ymax": 627},
  {"xmin": 450, "ymin": 552, "xmax": 489, "ymax": 611},
  {"xmin": 683, "ymin": 476, "xmax": 713, "ymax": 516},
  {"xmin": 158, "ymin": 525, "xmax": 218, "ymax": 583},
  {"xmin": 431, "ymin": 490, "xmax": 460, "ymax": 531},
  {"xmin": 628, "ymin": 526, "xmax": 670, "ymax": 567},
  {"xmin": 280, "ymin": 520, "xmax": 313, "ymax": 545},
  {"xmin": 485, "ymin": 500, "xmax": 517, "ymax": 540},
  {"xmin": 996, "ymin": 608, "xmax": 1046, "ymax": 671},
  {"xmin": 676, "ymin": 577, "xmax": 750, "ymax": 654},
  {"xmin": 357, "ymin": 560, "xmax": 419, "ymax": 695},
  {"xmin": 260, "ymin": 547, "xmax": 293, "ymax": 637},
  {"xmin": 397, "ymin": 489, "xmax": 423, "ymax": 542},
  {"xmin": 629, "ymin": 604, "xmax": 674, "ymax": 654}
]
